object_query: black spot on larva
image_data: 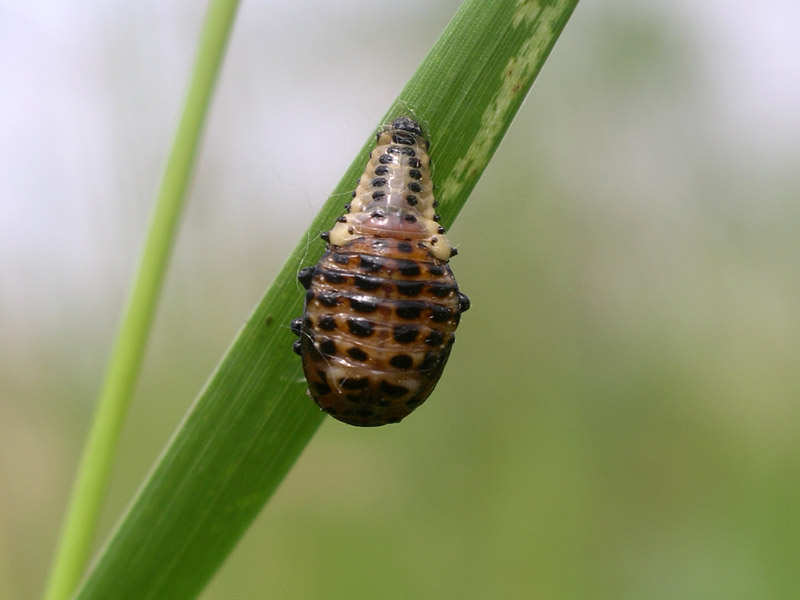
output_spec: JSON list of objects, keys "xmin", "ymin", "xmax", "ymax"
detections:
[
  {"xmin": 396, "ymin": 260, "xmax": 421, "ymax": 277},
  {"xmin": 419, "ymin": 352, "xmax": 439, "ymax": 371},
  {"xmin": 390, "ymin": 354, "xmax": 414, "ymax": 369},
  {"xmin": 354, "ymin": 274, "xmax": 382, "ymax": 291},
  {"xmin": 337, "ymin": 216, "xmax": 347, "ymax": 223},
  {"xmin": 371, "ymin": 177, "xmax": 387, "ymax": 188},
  {"xmin": 292, "ymin": 339, "xmax": 301, "ymax": 355},
  {"xmin": 397, "ymin": 241, "xmax": 413, "ymax": 253},
  {"xmin": 372, "ymin": 238, "xmax": 388, "ymax": 249},
  {"xmin": 392, "ymin": 132, "xmax": 415, "ymax": 145},
  {"xmin": 429, "ymin": 283, "xmax": 453, "ymax": 297},
  {"xmin": 370, "ymin": 210, "xmax": 385, "ymax": 219},
  {"xmin": 305, "ymin": 289, "xmax": 314, "ymax": 303},
  {"xmin": 408, "ymin": 157, "xmax": 421, "ymax": 168},
  {"xmin": 374, "ymin": 165, "xmax": 389, "ymax": 176},
  {"xmin": 408, "ymin": 181, "xmax": 422, "ymax": 194},
  {"xmin": 403, "ymin": 214, "xmax": 418, "ymax": 223},
  {"xmin": 349, "ymin": 295, "xmax": 378, "ymax": 313},
  {"xmin": 449, "ymin": 247, "xmax": 459, "ymax": 257},
  {"xmin": 430, "ymin": 306, "xmax": 451, "ymax": 322},
  {"xmin": 304, "ymin": 316, "xmax": 312, "ymax": 328},
  {"xmin": 320, "ymin": 231, "xmax": 330, "ymax": 242},
  {"xmin": 318, "ymin": 315, "xmax": 336, "ymax": 330},
  {"xmin": 432, "ymin": 214, "xmax": 441, "ymax": 222},
  {"xmin": 290, "ymin": 318, "xmax": 302, "ymax": 336},
  {"xmin": 314, "ymin": 381, "xmax": 332, "ymax": 396},
  {"xmin": 297, "ymin": 267, "xmax": 315, "ymax": 289},
  {"xmin": 424, "ymin": 330, "xmax": 444, "ymax": 346},
  {"xmin": 319, "ymin": 339, "xmax": 336, "ymax": 356},
  {"xmin": 347, "ymin": 318, "xmax": 374, "ymax": 337},
  {"xmin": 437, "ymin": 226, "xmax": 446, "ymax": 234},
  {"xmin": 317, "ymin": 290, "xmax": 340, "ymax": 307},
  {"xmin": 344, "ymin": 203, "xmax": 351, "ymax": 213},
  {"xmin": 332, "ymin": 253, "xmax": 350, "ymax": 265},
  {"xmin": 351, "ymin": 190, "xmax": 357, "ymax": 198},
  {"xmin": 406, "ymin": 195, "xmax": 417, "ymax": 206},
  {"xmin": 409, "ymin": 169, "xmax": 422, "ymax": 180},
  {"xmin": 379, "ymin": 153, "xmax": 393, "ymax": 164},
  {"xmin": 396, "ymin": 301, "xmax": 425, "ymax": 319},
  {"xmin": 396, "ymin": 280, "xmax": 425, "ymax": 296},
  {"xmin": 387, "ymin": 145, "xmax": 415, "ymax": 157},
  {"xmin": 428, "ymin": 264, "xmax": 445, "ymax": 276},
  {"xmin": 322, "ymin": 269, "xmax": 346, "ymax": 284},
  {"xmin": 341, "ymin": 378, "xmax": 369, "ymax": 390},
  {"xmin": 380, "ymin": 380, "xmax": 409, "ymax": 398},
  {"xmin": 347, "ymin": 347, "xmax": 368, "ymax": 361},
  {"xmin": 406, "ymin": 395, "xmax": 425, "ymax": 408},
  {"xmin": 372, "ymin": 190, "xmax": 386, "ymax": 200},
  {"xmin": 458, "ymin": 292, "xmax": 471, "ymax": 312},
  {"xmin": 393, "ymin": 325, "xmax": 420, "ymax": 343},
  {"xmin": 359, "ymin": 255, "xmax": 384, "ymax": 272}
]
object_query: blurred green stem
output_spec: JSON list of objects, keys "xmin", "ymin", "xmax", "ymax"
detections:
[{"xmin": 41, "ymin": 2, "xmax": 240, "ymax": 599}]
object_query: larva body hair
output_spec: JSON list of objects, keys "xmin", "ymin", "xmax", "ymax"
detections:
[{"xmin": 291, "ymin": 117, "xmax": 469, "ymax": 427}]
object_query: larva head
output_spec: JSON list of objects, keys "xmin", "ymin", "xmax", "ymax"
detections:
[{"xmin": 377, "ymin": 117, "xmax": 427, "ymax": 145}]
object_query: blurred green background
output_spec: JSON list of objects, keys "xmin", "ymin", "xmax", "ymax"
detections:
[{"xmin": 3, "ymin": 1, "xmax": 800, "ymax": 598}]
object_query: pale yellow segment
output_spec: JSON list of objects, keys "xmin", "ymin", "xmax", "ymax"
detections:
[{"xmin": 327, "ymin": 128, "xmax": 452, "ymax": 261}]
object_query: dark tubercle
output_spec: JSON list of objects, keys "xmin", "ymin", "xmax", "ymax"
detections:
[
  {"xmin": 297, "ymin": 266, "xmax": 315, "ymax": 289},
  {"xmin": 290, "ymin": 318, "xmax": 302, "ymax": 336},
  {"xmin": 458, "ymin": 292, "xmax": 471, "ymax": 312}
]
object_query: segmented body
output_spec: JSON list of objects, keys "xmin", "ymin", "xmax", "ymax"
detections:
[{"xmin": 291, "ymin": 117, "xmax": 469, "ymax": 427}]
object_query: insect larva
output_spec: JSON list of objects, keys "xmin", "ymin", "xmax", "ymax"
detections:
[{"xmin": 291, "ymin": 117, "xmax": 469, "ymax": 426}]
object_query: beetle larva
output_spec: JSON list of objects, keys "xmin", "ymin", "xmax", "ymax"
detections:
[{"xmin": 291, "ymin": 117, "xmax": 469, "ymax": 426}]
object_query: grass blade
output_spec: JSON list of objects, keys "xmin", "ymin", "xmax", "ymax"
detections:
[
  {"xmin": 73, "ymin": 1, "xmax": 579, "ymax": 598},
  {"xmin": 41, "ymin": 2, "xmax": 241, "ymax": 599}
]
